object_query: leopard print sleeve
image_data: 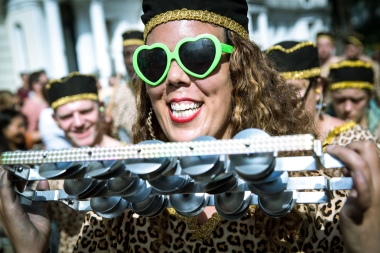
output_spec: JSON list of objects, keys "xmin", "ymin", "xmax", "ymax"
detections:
[{"xmin": 328, "ymin": 124, "xmax": 376, "ymax": 147}]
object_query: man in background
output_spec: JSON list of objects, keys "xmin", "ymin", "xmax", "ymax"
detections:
[
  {"xmin": 106, "ymin": 30, "xmax": 143, "ymax": 143},
  {"xmin": 316, "ymin": 32, "xmax": 339, "ymax": 78}
]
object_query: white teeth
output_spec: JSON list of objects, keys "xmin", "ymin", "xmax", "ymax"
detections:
[{"xmin": 171, "ymin": 102, "xmax": 202, "ymax": 118}]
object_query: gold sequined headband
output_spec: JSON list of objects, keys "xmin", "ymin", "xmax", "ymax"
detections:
[
  {"xmin": 281, "ymin": 67, "xmax": 321, "ymax": 80},
  {"xmin": 51, "ymin": 93, "xmax": 99, "ymax": 110},
  {"xmin": 123, "ymin": 39, "xmax": 144, "ymax": 47},
  {"xmin": 329, "ymin": 60, "xmax": 372, "ymax": 70},
  {"xmin": 143, "ymin": 8, "xmax": 249, "ymax": 41},
  {"xmin": 266, "ymin": 41, "xmax": 315, "ymax": 54},
  {"xmin": 329, "ymin": 81, "xmax": 374, "ymax": 91}
]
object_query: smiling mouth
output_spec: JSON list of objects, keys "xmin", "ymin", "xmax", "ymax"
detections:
[{"xmin": 170, "ymin": 102, "xmax": 202, "ymax": 118}]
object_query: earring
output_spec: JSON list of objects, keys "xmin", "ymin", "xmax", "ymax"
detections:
[
  {"xmin": 315, "ymin": 88, "xmax": 321, "ymax": 94},
  {"xmin": 147, "ymin": 108, "xmax": 157, "ymax": 140}
]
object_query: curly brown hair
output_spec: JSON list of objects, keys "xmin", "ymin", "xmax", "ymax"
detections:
[{"xmin": 132, "ymin": 30, "xmax": 316, "ymax": 143}]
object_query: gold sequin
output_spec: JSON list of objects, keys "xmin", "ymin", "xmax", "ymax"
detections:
[
  {"xmin": 166, "ymin": 207, "xmax": 222, "ymax": 241},
  {"xmin": 329, "ymin": 81, "xmax": 373, "ymax": 91},
  {"xmin": 123, "ymin": 39, "xmax": 144, "ymax": 47},
  {"xmin": 281, "ymin": 67, "xmax": 321, "ymax": 80},
  {"xmin": 144, "ymin": 8, "xmax": 249, "ymax": 41},
  {"xmin": 329, "ymin": 60, "xmax": 373, "ymax": 69},
  {"xmin": 46, "ymin": 72, "xmax": 97, "ymax": 90},
  {"xmin": 322, "ymin": 120, "xmax": 357, "ymax": 148},
  {"xmin": 266, "ymin": 41, "xmax": 316, "ymax": 54},
  {"xmin": 51, "ymin": 93, "xmax": 99, "ymax": 109}
]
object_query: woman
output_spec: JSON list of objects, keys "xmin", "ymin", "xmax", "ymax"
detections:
[
  {"xmin": 0, "ymin": 109, "xmax": 27, "ymax": 153},
  {"xmin": 0, "ymin": 1, "xmax": 379, "ymax": 252}
]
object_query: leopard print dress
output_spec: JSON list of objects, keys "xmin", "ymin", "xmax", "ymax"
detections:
[{"xmin": 73, "ymin": 123, "xmax": 378, "ymax": 253}]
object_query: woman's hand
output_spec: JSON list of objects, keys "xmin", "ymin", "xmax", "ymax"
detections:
[
  {"xmin": 326, "ymin": 141, "xmax": 380, "ymax": 253},
  {"xmin": 0, "ymin": 169, "xmax": 50, "ymax": 253}
]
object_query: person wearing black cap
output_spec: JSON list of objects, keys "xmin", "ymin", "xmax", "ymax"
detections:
[
  {"xmin": 316, "ymin": 32, "xmax": 340, "ymax": 77},
  {"xmin": 265, "ymin": 40, "xmax": 367, "ymax": 144},
  {"xmin": 46, "ymin": 72, "xmax": 120, "ymax": 148},
  {"xmin": 0, "ymin": 1, "xmax": 379, "ymax": 253},
  {"xmin": 105, "ymin": 30, "xmax": 144, "ymax": 143},
  {"xmin": 326, "ymin": 60, "xmax": 380, "ymax": 138},
  {"xmin": 340, "ymin": 34, "xmax": 380, "ymax": 105},
  {"xmin": 45, "ymin": 72, "xmax": 122, "ymax": 253}
]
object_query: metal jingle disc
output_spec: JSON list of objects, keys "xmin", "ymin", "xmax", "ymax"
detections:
[
  {"xmin": 202, "ymin": 172, "xmax": 236, "ymax": 194},
  {"xmin": 137, "ymin": 158, "xmax": 175, "ymax": 181},
  {"xmin": 90, "ymin": 183, "xmax": 111, "ymax": 198},
  {"xmin": 258, "ymin": 190, "xmax": 295, "ymax": 217},
  {"xmin": 248, "ymin": 172, "xmax": 289, "ymax": 197},
  {"xmin": 169, "ymin": 192, "xmax": 207, "ymax": 214},
  {"xmin": 230, "ymin": 128, "xmax": 275, "ymax": 180},
  {"xmin": 39, "ymin": 162, "xmax": 84, "ymax": 179},
  {"xmin": 233, "ymin": 159, "xmax": 276, "ymax": 182},
  {"xmin": 90, "ymin": 196, "xmax": 121, "ymax": 213},
  {"xmin": 145, "ymin": 198, "xmax": 168, "ymax": 217},
  {"xmin": 95, "ymin": 197, "xmax": 129, "ymax": 219},
  {"xmin": 107, "ymin": 176, "xmax": 137, "ymax": 194},
  {"xmin": 125, "ymin": 140, "xmax": 172, "ymax": 175},
  {"xmin": 148, "ymin": 175, "xmax": 190, "ymax": 194},
  {"xmin": 245, "ymin": 171, "xmax": 284, "ymax": 184},
  {"xmin": 189, "ymin": 161, "xmax": 225, "ymax": 182},
  {"xmin": 63, "ymin": 178, "xmax": 95, "ymax": 196},
  {"xmin": 123, "ymin": 179, "xmax": 152, "ymax": 203},
  {"xmin": 132, "ymin": 195, "xmax": 164, "ymax": 217},
  {"xmin": 180, "ymin": 136, "xmax": 219, "ymax": 177},
  {"xmin": 214, "ymin": 191, "xmax": 251, "ymax": 215},
  {"xmin": 215, "ymin": 201, "xmax": 250, "ymax": 220},
  {"xmin": 78, "ymin": 180, "xmax": 107, "ymax": 199},
  {"xmin": 89, "ymin": 163, "xmax": 128, "ymax": 180},
  {"xmin": 176, "ymin": 197, "xmax": 208, "ymax": 217},
  {"xmin": 85, "ymin": 160, "xmax": 125, "ymax": 179}
]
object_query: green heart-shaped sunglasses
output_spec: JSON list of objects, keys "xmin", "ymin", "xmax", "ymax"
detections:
[{"xmin": 132, "ymin": 34, "xmax": 234, "ymax": 86}]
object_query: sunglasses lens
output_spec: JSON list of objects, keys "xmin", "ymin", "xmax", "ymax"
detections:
[
  {"xmin": 179, "ymin": 38, "xmax": 216, "ymax": 75},
  {"xmin": 137, "ymin": 48, "xmax": 167, "ymax": 83}
]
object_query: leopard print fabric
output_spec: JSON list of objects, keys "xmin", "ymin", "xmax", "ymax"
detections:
[
  {"xmin": 49, "ymin": 180, "xmax": 86, "ymax": 253},
  {"xmin": 73, "ymin": 125, "xmax": 377, "ymax": 253}
]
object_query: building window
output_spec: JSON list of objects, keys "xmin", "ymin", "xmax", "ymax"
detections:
[
  {"xmin": 251, "ymin": 13, "xmax": 259, "ymax": 32},
  {"xmin": 14, "ymin": 23, "xmax": 29, "ymax": 72}
]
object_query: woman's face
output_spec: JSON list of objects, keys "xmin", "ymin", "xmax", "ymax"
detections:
[
  {"xmin": 145, "ymin": 20, "xmax": 233, "ymax": 142},
  {"xmin": 3, "ymin": 116, "xmax": 26, "ymax": 146}
]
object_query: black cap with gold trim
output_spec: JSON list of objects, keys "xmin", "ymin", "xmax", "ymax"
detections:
[
  {"xmin": 122, "ymin": 30, "xmax": 144, "ymax": 47},
  {"xmin": 266, "ymin": 41, "xmax": 321, "ymax": 80},
  {"xmin": 46, "ymin": 72, "xmax": 99, "ymax": 110},
  {"xmin": 344, "ymin": 34, "xmax": 364, "ymax": 47},
  {"xmin": 141, "ymin": 0, "xmax": 249, "ymax": 41},
  {"xmin": 329, "ymin": 60, "xmax": 374, "ymax": 91}
]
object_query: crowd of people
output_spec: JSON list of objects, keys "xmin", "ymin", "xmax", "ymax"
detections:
[{"xmin": 0, "ymin": 0, "xmax": 379, "ymax": 252}]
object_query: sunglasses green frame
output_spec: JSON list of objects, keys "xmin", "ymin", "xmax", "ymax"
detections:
[{"xmin": 132, "ymin": 34, "xmax": 234, "ymax": 86}]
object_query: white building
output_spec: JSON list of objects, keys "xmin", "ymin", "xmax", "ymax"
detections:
[{"xmin": 0, "ymin": 0, "xmax": 330, "ymax": 92}]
